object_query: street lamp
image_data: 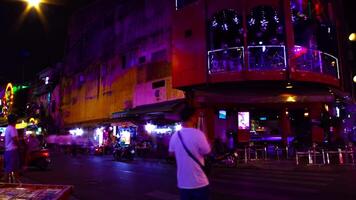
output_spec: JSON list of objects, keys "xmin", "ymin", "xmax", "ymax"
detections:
[
  {"xmin": 350, "ymin": 33, "xmax": 356, "ymax": 42},
  {"xmin": 26, "ymin": 0, "xmax": 42, "ymax": 8}
]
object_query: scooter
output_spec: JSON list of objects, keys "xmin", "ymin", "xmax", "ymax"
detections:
[
  {"xmin": 27, "ymin": 148, "xmax": 51, "ymax": 170},
  {"xmin": 113, "ymin": 144, "xmax": 135, "ymax": 161},
  {"xmin": 210, "ymin": 151, "xmax": 238, "ymax": 168}
]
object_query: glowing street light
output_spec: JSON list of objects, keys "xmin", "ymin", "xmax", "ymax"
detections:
[
  {"xmin": 26, "ymin": 0, "xmax": 42, "ymax": 8},
  {"xmin": 349, "ymin": 33, "xmax": 356, "ymax": 41}
]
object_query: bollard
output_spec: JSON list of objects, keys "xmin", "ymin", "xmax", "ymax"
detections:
[
  {"xmin": 286, "ymin": 146, "xmax": 289, "ymax": 160},
  {"xmin": 326, "ymin": 152, "xmax": 330, "ymax": 164},
  {"xmin": 338, "ymin": 148, "xmax": 344, "ymax": 164},
  {"xmin": 276, "ymin": 146, "xmax": 280, "ymax": 160},
  {"xmin": 322, "ymin": 149, "xmax": 326, "ymax": 164},
  {"xmin": 296, "ymin": 153, "xmax": 299, "ymax": 165},
  {"xmin": 264, "ymin": 147, "xmax": 267, "ymax": 160},
  {"xmin": 255, "ymin": 148, "xmax": 258, "ymax": 160},
  {"xmin": 308, "ymin": 150, "xmax": 313, "ymax": 164},
  {"xmin": 244, "ymin": 147, "xmax": 248, "ymax": 164}
]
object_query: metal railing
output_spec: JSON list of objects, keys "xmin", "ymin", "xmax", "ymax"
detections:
[
  {"xmin": 208, "ymin": 47, "xmax": 244, "ymax": 74},
  {"xmin": 207, "ymin": 45, "xmax": 340, "ymax": 80},
  {"xmin": 296, "ymin": 146, "xmax": 355, "ymax": 166},
  {"xmin": 294, "ymin": 46, "xmax": 340, "ymax": 79},
  {"xmin": 247, "ymin": 45, "xmax": 287, "ymax": 71}
]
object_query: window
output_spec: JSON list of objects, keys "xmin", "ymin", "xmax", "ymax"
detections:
[
  {"xmin": 176, "ymin": 0, "xmax": 198, "ymax": 10},
  {"xmin": 209, "ymin": 9, "xmax": 244, "ymax": 50},
  {"xmin": 121, "ymin": 55, "xmax": 126, "ymax": 69},
  {"xmin": 291, "ymin": 0, "xmax": 339, "ymax": 78},
  {"xmin": 138, "ymin": 56, "xmax": 146, "ymax": 64},
  {"xmin": 247, "ymin": 6, "xmax": 284, "ymax": 45},
  {"xmin": 208, "ymin": 9, "xmax": 244, "ymax": 73},
  {"xmin": 152, "ymin": 80, "xmax": 165, "ymax": 89},
  {"xmin": 247, "ymin": 6, "xmax": 286, "ymax": 71}
]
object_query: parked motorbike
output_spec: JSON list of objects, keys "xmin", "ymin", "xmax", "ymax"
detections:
[
  {"xmin": 94, "ymin": 145, "xmax": 104, "ymax": 156},
  {"xmin": 210, "ymin": 151, "xmax": 238, "ymax": 168},
  {"xmin": 113, "ymin": 144, "xmax": 135, "ymax": 161},
  {"xmin": 27, "ymin": 148, "xmax": 51, "ymax": 170}
]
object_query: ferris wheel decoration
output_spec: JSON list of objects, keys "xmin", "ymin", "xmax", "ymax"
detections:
[{"xmin": 2, "ymin": 83, "xmax": 14, "ymax": 117}]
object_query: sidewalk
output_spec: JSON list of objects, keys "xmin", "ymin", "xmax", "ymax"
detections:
[{"xmin": 235, "ymin": 159, "xmax": 356, "ymax": 172}]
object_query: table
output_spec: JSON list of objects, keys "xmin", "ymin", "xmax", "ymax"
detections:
[{"xmin": 0, "ymin": 183, "xmax": 73, "ymax": 200}]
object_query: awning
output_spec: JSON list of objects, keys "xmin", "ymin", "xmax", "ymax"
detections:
[
  {"xmin": 129, "ymin": 99, "xmax": 185, "ymax": 115},
  {"xmin": 112, "ymin": 99, "xmax": 186, "ymax": 121}
]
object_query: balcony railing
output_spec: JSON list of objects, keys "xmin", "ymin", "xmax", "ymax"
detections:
[
  {"xmin": 294, "ymin": 46, "xmax": 340, "ymax": 79},
  {"xmin": 247, "ymin": 45, "xmax": 287, "ymax": 71},
  {"xmin": 207, "ymin": 45, "xmax": 340, "ymax": 80},
  {"xmin": 208, "ymin": 47, "xmax": 244, "ymax": 74}
]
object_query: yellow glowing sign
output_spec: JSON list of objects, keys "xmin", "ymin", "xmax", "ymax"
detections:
[
  {"xmin": 16, "ymin": 121, "xmax": 28, "ymax": 129},
  {"xmin": 286, "ymin": 96, "xmax": 297, "ymax": 102}
]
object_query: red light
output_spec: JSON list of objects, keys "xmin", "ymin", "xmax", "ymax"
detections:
[{"xmin": 41, "ymin": 152, "xmax": 49, "ymax": 157}]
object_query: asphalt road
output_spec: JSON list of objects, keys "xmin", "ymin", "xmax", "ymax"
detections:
[{"xmin": 22, "ymin": 154, "xmax": 356, "ymax": 200}]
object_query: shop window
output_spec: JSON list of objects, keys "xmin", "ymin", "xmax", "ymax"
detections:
[
  {"xmin": 208, "ymin": 9, "xmax": 244, "ymax": 74},
  {"xmin": 247, "ymin": 6, "xmax": 286, "ymax": 71}
]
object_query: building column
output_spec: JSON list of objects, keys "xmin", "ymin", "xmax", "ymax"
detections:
[
  {"xmin": 196, "ymin": 107, "xmax": 215, "ymax": 142},
  {"xmin": 281, "ymin": 108, "xmax": 292, "ymax": 146},
  {"xmin": 310, "ymin": 103, "xmax": 324, "ymax": 143}
]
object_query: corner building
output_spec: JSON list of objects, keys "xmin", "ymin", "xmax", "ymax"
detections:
[{"xmin": 173, "ymin": 0, "xmax": 349, "ymax": 147}]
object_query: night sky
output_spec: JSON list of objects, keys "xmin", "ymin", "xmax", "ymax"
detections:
[
  {"xmin": 0, "ymin": 0, "xmax": 355, "ymax": 86},
  {"xmin": 0, "ymin": 0, "xmax": 94, "ymax": 85}
]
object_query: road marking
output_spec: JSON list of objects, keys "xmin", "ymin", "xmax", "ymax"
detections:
[{"xmin": 145, "ymin": 191, "xmax": 179, "ymax": 200}]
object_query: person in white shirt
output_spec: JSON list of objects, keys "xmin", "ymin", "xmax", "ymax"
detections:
[
  {"xmin": 3, "ymin": 114, "xmax": 20, "ymax": 182},
  {"xmin": 169, "ymin": 105, "xmax": 211, "ymax": 200}
]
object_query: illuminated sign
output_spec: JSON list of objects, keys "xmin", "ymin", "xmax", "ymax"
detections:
[
  {"xmin": 218, "ymin": 110, "xmax": 227, "ymax": 119},
  {"xmin": 238, "ymin": 112, "xmax": 250, "ymax": 130}
]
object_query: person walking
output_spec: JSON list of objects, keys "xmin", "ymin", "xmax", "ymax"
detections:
[
  {"xmin": 169, "ymin": 106, "xmax": 211, "ymax": 200},
  {"xmin": 2, "ymin": 114, "xmax": 20, "ymax": 182}
]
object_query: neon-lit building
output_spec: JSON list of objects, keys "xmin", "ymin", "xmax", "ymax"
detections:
[
  {"xmin": 61, "ymin": 0, "xmax": 184, "ymax": 140},
  {"xmin": 172, "ymin": 0, "xmax": 353, "ymax": 146}
]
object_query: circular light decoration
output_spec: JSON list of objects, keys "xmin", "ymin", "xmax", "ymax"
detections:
[{"xmin": 2, "ymin": 83, "xmax": 14, "ymax": 117}]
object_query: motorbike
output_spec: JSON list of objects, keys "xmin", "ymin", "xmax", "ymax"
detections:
[
  {"xmin": 113, "ymin": 144, "xmax": 135, "ymax": 161},
  {"xmin": 210, "ymin": 150, "xmax": 238, "ymax": 168},
  {"xmin": 27, "ymin": 148, "xmax": 51, "ymax": 170}
]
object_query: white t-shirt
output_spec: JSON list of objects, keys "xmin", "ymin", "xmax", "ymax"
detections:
[
  {"xmin": 5, "ymin": 125, "xmax": 18, "ymax": 151},
  {"xmin": 169, "ymin": 128, "xmax": 211, "ymax": 189}
]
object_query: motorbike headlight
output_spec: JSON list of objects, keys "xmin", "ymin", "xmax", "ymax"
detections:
[{"xmin": 131, "ymin": 150, "xmax": 135, "ymax": 154}]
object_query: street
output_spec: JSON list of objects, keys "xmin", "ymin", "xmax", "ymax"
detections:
[{"xmin": 22, "ymin": 153, "xmax": 356, "ymax": 200}]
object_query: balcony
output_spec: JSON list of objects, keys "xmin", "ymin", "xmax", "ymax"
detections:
[
  {"xmin": 207, "ymin": 45, "xmax": 340, "ymax": 85},
  {"xmin": 208, "ymin": 47, "xmax": 244, "ymax": 74},
  {"xmin": 294, "ymin": 46, "xmax": 339, "ymax": 79},
  {"xmin": 248, "ymin": 45, "xmax": 287, "ymax": 71}
]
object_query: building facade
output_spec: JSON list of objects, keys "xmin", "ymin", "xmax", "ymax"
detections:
[
  {"xmin": 61, "ymin": 0, "xmax": 184, "ymax": 144},
  {"xmin": 172, "ymin": 0, "xmax": 354, "ymax": 146}
]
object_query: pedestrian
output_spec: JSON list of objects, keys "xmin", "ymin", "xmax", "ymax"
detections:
[
  {"xmin": 2, "ymin": 114, "xmax": 20, "ymax": 182},
  {"xmin": 169, "ymin": 105, "xmax": 211, "ymax": 200}
]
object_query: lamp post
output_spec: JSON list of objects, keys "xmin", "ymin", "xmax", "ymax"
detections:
[{"xmin": 25, "ymin": 0, "xmax": 42, "ymax": 8}]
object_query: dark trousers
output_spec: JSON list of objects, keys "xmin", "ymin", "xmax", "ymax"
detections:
[{"xmin": 179, "ymin": 185, "xmax": 209, "ymax": 200}]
